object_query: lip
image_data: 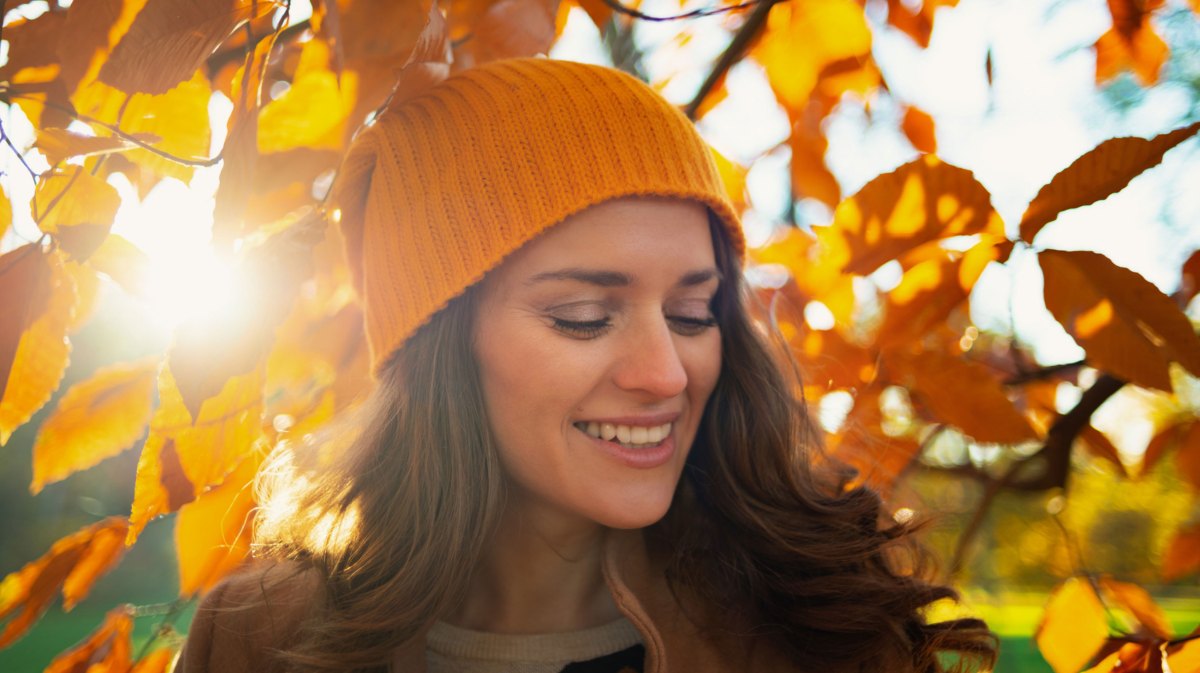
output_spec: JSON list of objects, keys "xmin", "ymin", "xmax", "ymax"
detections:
[
  {"xmin": 574, "ymin": 424, "xmax": 676, "ymax": 469},
  {"xmin": 573, "ymin": 411, "xmax": 681, "ymax": 426}
]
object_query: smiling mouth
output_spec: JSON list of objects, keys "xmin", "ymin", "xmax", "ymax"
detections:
[{"xmin": 572, "ymin": 421, "xmax": 672, "ymax": 449}]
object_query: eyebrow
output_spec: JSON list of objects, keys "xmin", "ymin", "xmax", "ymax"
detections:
[{"xmin": 526, "ymin": 267, "xmax": 722, "ymax": 288}]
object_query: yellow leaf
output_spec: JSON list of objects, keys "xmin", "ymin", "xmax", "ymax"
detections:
[
  {"xmin": 1177, "ymin": 421, "xmax": 1200, "ymax": 491},
  {"xmin": 1167, "ymin": 628, "xmax": 1200, "ymax": 673},
  {"xmin": 1140, "ymin": 420, "xmax": 1188, "ymax": 476},
  {"xmin": 887, "ymin": 349, "xmax": 1038, "ymax": 444},
  {"xmin": 0, "ymin": 517, "xmax": 129, "ymax": 647},
  {"xmin": 73, "ymin": 70, "xmax": 213, "ymax": 188},
  {"xmin": 88, "ymin": 233, "xmax": 154, "ymax": 299},
  {"xmin": 0, "ymin": 245, "xmax": 53, "ymax": 404},
  {"xmin": 821, "ymin": 155, "xmax": 1004, "ymax": 276},
  {"xmin": 1020, "ymin": 121, "xmax": 1200, "ymax": 243},
  {"xmin": 32, "ymin": 167, "xmax": 122, "ymax": 261},
  {"xmin": 0, "ymin": 186, "xmax": 10, "ymax": 241},
  {"xmin": 788, "ymin": 98, "xmax": 841, "ymax": 209},
  {"xmin": 1039, "ymin": 249, "xmax": 1200, "ymax": 391},
  {"xmin": 31, "ymin": 357, "xmax": 159, "ymax": 494},
  {"xmin": 258, "ymin": 38, "xmax": 358, "ymax": 154},
  {"xmin": 44, "ymin": 606, "xmax": 134, "ymax": 673},
  {"xmin": 62, "ymin": 258, "xmax": 102, "ymax": 334},
  {"xmin": 1035, "ymin": 577, "xmax": 1111, "ymax": 673},
  {"xmin": 0, "ymin": 249, "xmax": 76, "ymax": 446},
  {"xmin": 128, "ymin": 434, "xmax": 195, "ymax": 545},
  {"xmin": 753, "ymin": 0, "xmax": 874, "ymax": 110},
  {"xmin": 99, "ymin": 0, "xmax": 269, "ymax": 95},
  {"xmin": 175, "ymin": 452, "xmax": 261, "ymax": 596}
]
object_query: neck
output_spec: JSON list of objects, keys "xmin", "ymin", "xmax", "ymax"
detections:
[{"xmin": 446, "ymin": 492, "xmax": 622, "ymax": 634}]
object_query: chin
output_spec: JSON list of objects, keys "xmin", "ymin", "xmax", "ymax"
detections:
[{"xmin": 591, "ymin": 488, "xmax": 677, "ymax": 530}]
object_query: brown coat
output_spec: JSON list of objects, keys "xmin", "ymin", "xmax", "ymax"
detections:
[{"xmin": 177, "ymin": 530, "xmax": 796, "ymax": 673}]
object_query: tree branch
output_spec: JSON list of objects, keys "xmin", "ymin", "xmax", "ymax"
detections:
[
  {"xmin": 684, "ymin": 0, "xmax": 781, "ymax": 119},
  {"xmin": 1004, "ymin": 359, "xmax": 1087, "ymax": 385},
  {"xmin": 0, "ymin": 115, "xmax": 39, "ymax": 184}
]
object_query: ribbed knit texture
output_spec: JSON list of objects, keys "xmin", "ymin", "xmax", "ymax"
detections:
[
  {"xmin": 332, "ymin": 57, "xmax": 743, "ymax": 375},
  {"xmin": 426, "ymin": 618, "xmax": 642, "ymax": 673}
]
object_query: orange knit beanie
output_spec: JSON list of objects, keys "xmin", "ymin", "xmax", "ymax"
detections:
[{"xmin": 331, "ymin": 57, "xmax": 743, "ymax": 376}]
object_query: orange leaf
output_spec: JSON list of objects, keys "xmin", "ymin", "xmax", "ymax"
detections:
[
  {"xmin": 1039, "ymin": 249, "xmax": 1200, "ymax": 391},
  {"xmin": 901, "ymin": 105, "xmax": 937, "ymax": 153},
  {"xmin": 1141, "ymin": 420, "xmax": 1189, "ymax": 476},
  {"xmin": 176, "ymin": 452, "xmax": 261, "ymax": 596},
  {"xmin": 793, "ymin": 326, "xmax": 877, "ymax": 393},
  {"xmin": 0, "ymin": 11, "xmax": 75, "ymax": 129},
  {"xmin": 1099, "ymin": 577, "xmax": 1173, "ymax": 640},
  {"xmin": 384, "ymin": 0, "xmax": 452, "ymax": 110},
  {"xmin": 887, "ymin": 349, "xmax": 1038, "ymax": 444},
  {"xmin": 0, "ymin": 187, "xmax": 11, "ymax": 242},
  {"xmin": 1020, "ymin": 121, "xmax": 1200, "ymax": 243},
  {"xmin": 131, "ymin": 647, "xmax": 177, "ymax": 673},
  {"xmin": 0, "ymin": 249, "xmax": 76, "ymax": 447},
  {"xmin": 820, "ymin": 155, "xmax": 1004, "ymax": 276},
  {"xmin": 43, "ymin": 606, "xmax": 134, "ymax": 673},
  {"xmin": 1181, "ymin": 250, "xmax": 1200, "ymax": 305},
  {"xmin": 1082, "ymin": 641, "xmax": 1165, "ymax": 673},
  {"xmin": 887, "ymin": 0, "xmax": 933, "ymax": 48},
  {"xmin": 827, "ymin": 386, "xmax": 921, "ymax": 495},
  {"xmin": 788, "ymin": 98, "xmax": 841, "ymax": 209},
  {"xmin": 571, "ymin": 0, "xmax": 612, "ymax": 30},
  {"xmin": 1176, "ymin": 421, "xmax": 1200, "ymax": 491},
  {"xmin": 0, "ymin": 244, "xmax": 53, "ymax": 404},
  {"xmin": 710, "ymin": 147, "xmax": 748, "ymax": 216},
  {"xmin": 32, "ymin": 167, "xmax": 122, "ymax": 262},
  {"xmin": 1167, "ymin": 635, "xmax": 1200, "ymax": 673},
  {"xmin": 62, "ymin": 259, "xmax": 102, "ymax": 334},
  {"xmin": 99, "ymin": 0, "xmax": 267, "ymax": 95},
  {"xmin": 1095, "ymin": 0, "xmax": 1169, "ymax": 86},
  {"xmin": 34, "ymin": 129, "xmax": 132, "ymax": 167},
  {"xmin": 31, "ymin": 357, "xmax": 159, "ymax": 494},
  {"xmin": 1079, "ymin": 425, "xmax": 1127, "ymax": 476},
  {"xmin": 466, "ymin": 0, "xmax": 558, "ymax": 65},
  {"xmin": 128, "ymin": 434, "xmax": 195, "ymax": 545},
  {"xmin": 1036, "ymin": 577, "xmax": 1111, "ymax": 673},
  {"xmin": 0, "ymin": 518, "xmax": 129, "ymax": 648}
]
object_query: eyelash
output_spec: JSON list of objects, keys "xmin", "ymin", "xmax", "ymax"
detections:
[{"xmin": 551, "ymin": 315, "xmax": 718, "ymax": 339}]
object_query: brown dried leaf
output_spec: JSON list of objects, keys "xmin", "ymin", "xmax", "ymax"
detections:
[
  {"xmin": 100, "ymin": 0, "xmax": 269, "ymax": 95},
  {"xmin": 1079, "ymin": 425, "xmax": 1127, "ymax": 476},
  {"xmin": 1141, "ymin": 420, "xmax": 1188, "ymax": 476},
  {"xmin": 1040, "ymin": 249, "xmax": 1200, "ymax": 391},
  {"xmin": 35, "ymin": 129, "xmax": 132, "ymax": 167},
  {"xmin": 469, "ymin": 0, "xmax": 557, "ymax": 64},
  {"xmin": 1020, "ymin": 121, "xmax": 1200, "ymax": 243},
  {"xmin": 0, "ymin": 518, "xmax": 129, "ymax": 647},
  {"xmin": 0, "ymin": 250, "xmax": 76, "ymax": 446},
  {"xmin": 901, "ymin": 105, "xmax": 937, "ymax": 153},
  {"xmin": 31, "ymin": 357, "xmax": 159, "ymax": 494},
  {"xmin": 820, "ymin": 155, "xmax": 1004, "ymax": 276},
  {"xmin": 1036, "ymin": 577, "xmax": 1111, "ymax": 673},
  {"xmin": 1181, "ymin": 250, "xmax": 1200, "ymax": 305}
]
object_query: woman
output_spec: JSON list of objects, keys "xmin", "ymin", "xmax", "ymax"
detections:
[{"xmin": 179, "ymin": 57, "xmax": 995, "ymax": 673}]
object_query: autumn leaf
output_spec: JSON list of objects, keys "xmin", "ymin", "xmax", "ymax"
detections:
[
  {"xmin": 1167, "ymin": 635, "xmax": 1200, "ymax": 673},
  {"xmin": 32, "ymin": 167, "xmax": 122, "ymax": 262},
  {"xmin": 1039, "ymin": 249, "xmax": 1200, "ymax": 391},
  {"xmin": 887, "ymin": 349, "xmax": 1038, "ymax": 444},
  {"xmin": 792, "ymin": 325, "xmax": 878, "ymax": 393},
  {"xmin": 827, "ymin": 385, "xmax": 921, "ymax": 495},
  {"xmin": 258, "ymin": 38, "xmax": 357, "ymax": 154},
  {"xmin": 131, "ymin": 647, "xmax": 177, "ymax": 673},
  {"xmin": 1181, "ymin": 250, "xmax": 1200, "ymax": 305},
  {"xmin": 99, "ymin": 0, "xmax": 272, "ymax": 95},
  {"xmin": 1079, "ymin": 425, "xmax": 1127, "ymax": 476},
  {"xmin": 0, "ymin": 518, "xmax": 129, "ymax": 648},
  {"xmin": 128, "ymin": 434, "xmax": 195, "ymax": 546},
  {"xmin": 382, "ymin": 0, "xmax": 452, "ymax": 111},
  {"xmin": 570, "ymin": 0, "xmax": 612, "ymax": 31},
  {"xmin": 1140, "ymin": 420, "xmax": 1189, "ymax": 476},
  {"xmin": 1177, "ymin": 421, "xmax": 1200, "ymax": 491},
  {"xmin": 0, "ymin": 188, "xmax": 11, "ymax": 242},
  {"xmin": 1083, "ymin": 641, "xmax": 1164, "ymax": 673},
  {"xmin": 754, "ymin": 0, "xmax": 875, "ymax": 111},
  {"xmin": 1036, "ymin": 577, "xmax": 1111, "ymax": 673},
  {"xmin": 0, "ymin": 245, "xmax": 53, "ymax": 405},
  {"xmin": 43, "ymin": 606, "xmax": 133, "ymax": 673},
  {"xmin": 0, "ymin": 249, "xmax": 76, "ymax": 447},
  {"xmin": 788, "ymin": 97, "xmax": 841, "ymax": 209},
  {"xmin": 34, "ymin": 129, "xmax": 133, "ymax": 167},
  {"xmin": 820, "ymin": 155, "xmax": 1004, "ymax": 276},
  {"xmin": 87, "ymin": 234, "xmax": 155, "ymax": 300},
  {"xmin": 1100, "ymin": 577, "xmax": 1173, "ymax": 640},
  {"xmin": 31, "ymin": 357, "xmax": 159, "ymax": 494},
  {"xmin": 462, "ymin": 0, "xmax": 558, "ymax": 66},
  {"xmin": 1094, "ymin": 0, "xmax": 1169, "ymax": 85},
  {"xmin": 0, "ymin": 10, "xmax": 74, "ymax": 129},
  {"xmin": 902, "ymin": 105, "xmax": 937, "ymax": 153},
  {"xmin": 1019, "ymin": 121, "xmax": 1200, "ymax": 243},
  {"xmin": 176, "ymin": 452, "xmax": 262, "ymax": 596},
  {"xmin": 710, "ymin": 147, "xmax": 749, "ymax": 216}
]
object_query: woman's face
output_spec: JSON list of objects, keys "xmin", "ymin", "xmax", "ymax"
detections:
[{"xmin": 473, "ymin": 196, "xmax": 723, "ymax": 531}]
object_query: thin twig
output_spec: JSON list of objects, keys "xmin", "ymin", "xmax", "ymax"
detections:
[
  {"xmin": 684, "ymin": 0, "xmax": 782, "ymax": 119},
  {"xmin": 0, "ymin": 116, "xmax": 39, "ymax": 184},
  {"xmin": 130, "ymin": 597, "xmax": 195, "ymax": 667}
]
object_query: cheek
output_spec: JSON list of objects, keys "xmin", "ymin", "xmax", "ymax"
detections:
[{"xmin": 685, "ymin": 331, "xmax": 723, "ymax": 400}]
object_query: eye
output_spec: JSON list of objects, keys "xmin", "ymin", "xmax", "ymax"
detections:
[
  {"xmin": 551, "ymin": 317, "xmax": 611, "ymax": 339},
  {"xmin": 668, "ymin": 315, "xmax": 717, "ymax": 336}
]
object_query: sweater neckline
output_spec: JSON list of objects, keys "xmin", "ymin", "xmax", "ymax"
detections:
[{"xmin": 426, "ymin": 617, "xmax": 642, "ymax": 663}]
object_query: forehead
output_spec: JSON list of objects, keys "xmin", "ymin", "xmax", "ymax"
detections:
[{"xmin": 496, "ymin": 197, "xmax": 717, "ymax": 279}]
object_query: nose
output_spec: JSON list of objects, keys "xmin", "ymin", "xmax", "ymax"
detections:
[{"xmin": 612, "ymin": 318, "xmax": 689, "ymax": 399}]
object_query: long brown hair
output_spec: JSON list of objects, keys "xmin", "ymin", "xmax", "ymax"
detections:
[{"xmin": 253, "ymin": 212, "xmax": 996, "ymax": 672}]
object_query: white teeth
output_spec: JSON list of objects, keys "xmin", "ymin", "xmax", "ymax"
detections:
[
  {"xmin": 575, "ymin": 421, "xmax": 673, "ymax": 447},
  {"xmin": 601, "ymin": 423, "xmax": 617, "ymax": 440}
]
